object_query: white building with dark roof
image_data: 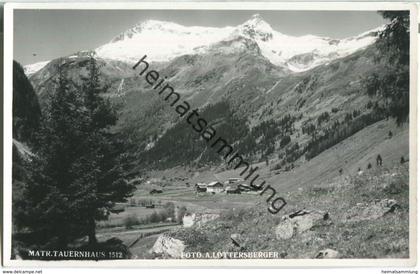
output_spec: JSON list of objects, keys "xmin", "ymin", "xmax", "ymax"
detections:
[{"xmin": 207, "ymin": 181, "xmax": 224, "ymax": 193}]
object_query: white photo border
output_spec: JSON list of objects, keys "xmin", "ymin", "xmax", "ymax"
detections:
[{"xmin": 3, "ymin": 1, "xmax": 418, "ymax": 267}]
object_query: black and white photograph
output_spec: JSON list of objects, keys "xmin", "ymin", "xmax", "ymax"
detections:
[{"xmin": 3, "ymin": 2, "xmax": 417, "ymax": 267}]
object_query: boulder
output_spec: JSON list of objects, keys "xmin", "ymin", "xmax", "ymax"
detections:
[
  {"xmin": 182, "ymin": 214, "xmax": 195, "ymax": 228},
  {"xmin": 315, "ymin": 248, "xmax": 339, "ymax": 259},
  {"xmin": 182, "ymin": 213, "xmax": 220, "ymax": 228},
  {"xmin": 275, "ymin": 216, "xmax": 294, "ymax": 240},
  {"xmin": 150, "ymin": 234, "xmax": 185, "ymax": 258},
  {"xmin": 230, "ymin": 233, "xmax": 243, "ymax": 247},
  {"xmin": 291, "ymin": 210, "xmax": 329, "ymax": 233},
  {"xmin": 300, "ymin": 231, "xmax": 326, "ymax": 246},
  {"xmin": 275, "ymin": 209, "xmax": 330, "ymax": 239}
]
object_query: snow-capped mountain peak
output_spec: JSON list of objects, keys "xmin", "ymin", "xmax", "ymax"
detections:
[
  {"xmin": 95, "ymin": 18, "xmax": 234, "ymax": 64},
  {"xmin": 111, "ymin": 19, "xmax": 191, "ymax": 43},
  {"xmin": 235, "ymin": 14, "xmax": 274, "ymax": 41},
  {"xmin": 25, "ymin": 15, "xmax": 383, "ymax": 75},
  {"xmin": 93, "ymin": 14, "xmax": 382, "ymax": 72},
  {"xmin": 241, "ymin": 14, "xmax": 273, "ymax": 33}
]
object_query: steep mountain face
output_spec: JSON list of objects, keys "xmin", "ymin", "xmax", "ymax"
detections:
[
  {"xmin": 13, "ymin": 61, "xmax": 41, "ymax": 227},
  {"xmin": 22, "ymin": 14, "xmax": 391, "ymax": 172},
  {"xmin": 133, "ymin": 42, "xmax": 389, "ymax": 169},
  {"xmin": 13, "ymin": 61, "xmax": 41, "ymax": 143},
  {"xmin": 114, "ymin": 35, "xmax": 285, "ymax": 156},
  {"xmin": 27, "ymin": 52, "xmax": 137, "ymax": 103}
]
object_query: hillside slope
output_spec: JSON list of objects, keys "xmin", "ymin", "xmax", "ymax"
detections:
[
  {"xmin": 168, "ymin": 162, "xmax": 409, "ymax": 259},
  {"xmin": 162, "ymin": 119, "xmax": 409, "ymax": 259},
  {"xmin": 266, "ymin": 119, "xmax": 409, "ymax": 193}
]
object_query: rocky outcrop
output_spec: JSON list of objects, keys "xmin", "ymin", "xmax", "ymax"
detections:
[
  {"xmin": 182, "ymin": 213, "xmax": 220, "ymax": 228},
  {"xmin": 150, "ymin": 234, "xmax": 185, "ymax": 258},
  {"xmin": 345, "ymin": 199, "xmax": 399, "ymax": 222},
  {"xmin": 13, "ymin": 61, "xmax": 41, "ymax": 143},
  {"xmin": 275, "ymin": 209, "xmax": 330, "ymax": 240},
  {"xmin": 230, "ymin": 233, "xmax": 243, "ymax": 248},
  {"xmin": 315, "ymin": 248, "xmax": 339, "ymax": 259}
]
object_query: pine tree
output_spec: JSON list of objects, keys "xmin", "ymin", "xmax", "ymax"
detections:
[
  {"xmin": 18, "ymin": 61, "xmax": 89, "ymax": 247},
  {"xmin": 17, "ymin": 57, "xmax": 135, "ymax": 249},
  {"xmin": 376, "ymin": 11, "xmax": 410, "ymax": 125},
  {"xmin": 73, "ymin": 56, "xmax": 135, "ymax": 245}
]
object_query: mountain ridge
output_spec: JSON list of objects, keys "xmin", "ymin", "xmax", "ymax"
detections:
[{"xmin": 24, "ymin": 14, "xmax": 384, "ymax": 75}]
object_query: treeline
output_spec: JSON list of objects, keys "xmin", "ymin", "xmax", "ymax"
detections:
[
  {"xmin": 124, "ymin": 202, "xmax": 187, "ymax": 229},
  {"xmin": 140, "ymin": 101, "xmax": 299, "ymax": 169},
  {"xmin": 305, "ymin": 110, "xmax": 385, "ymax": 160},
  {"xmin": 140, "ymin": 101, "xmax": 248, "ymax": 168},
  {"xmin": 236, "ymin": 114, "xmax": 295, "ymax": 159}
]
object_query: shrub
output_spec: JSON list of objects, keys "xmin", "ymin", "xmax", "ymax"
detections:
[
  {"xmin": 148, "ymin": 211, "xmax": 161, "ymax": 223},
  {"xmin": 129, "ymin": 198, "xmax": 137, "ymax": 207},
  {"xmin": 163, "ymin": 202, "xmax": 175, "ymax": 219},
  {"xmin": 317, "ymin": 112, "xmax": 330, "ymax": 126},
  {"xmin": 280, "ymin": 135, "xmax": 291, "ymax": 148},
  {"xmin": 344, "ymin": 113, "xmax": 353, "ymax": 122},
  {"xmin": 362, "ymin": 73, "xmax": 380, "ymax": 96},
  {"xmin": 353, "ymin": 109, "xmax": 361, "ymax": 118},
  {"xmin": 383, "ymin": 181, "xmax": 408, "ymax": 195},
  {"xmin": 270, "ymin": 162, "xmax": 282, "ymax": 171},
  {"xmin": 285, "ymin": 143, "xmax": 301, "ymax": 163},
  {"xmin": 302, "ymin": 122, "xmax": 316, "ymax": 136},
  {"xmin": 176, "ymin": 206, "xmax": 187, "ymax": 223},
  {"xmin": 124, "ymin": 214, "xmax": 140, "ymax": 229}
]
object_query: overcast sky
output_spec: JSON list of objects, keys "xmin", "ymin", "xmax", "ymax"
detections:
[{"xmin": 14, "ymin": 10, "xmax": 389, "ymax": 65}]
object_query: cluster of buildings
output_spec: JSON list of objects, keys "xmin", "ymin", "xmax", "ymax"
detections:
[{"xmin": 194, "ymin": 178, "xmax": 255, "ymax": 194}]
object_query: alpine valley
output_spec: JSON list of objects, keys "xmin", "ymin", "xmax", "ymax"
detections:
[
  {"xmin": 14, "ymin": 13, "xmax": 410, "ymax": 259},
  {"xmin": 23, "ymin": 14, "xmax": 389, "ymax": 171}
]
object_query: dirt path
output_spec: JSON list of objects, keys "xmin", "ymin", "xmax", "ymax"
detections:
[
  {"xmin": 97, "ymin": 224, "xmax": 181, "ymax": 240},
  {"xmin": 97, "ymin": 224, "xmax": 182, "ymax": 259}
]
